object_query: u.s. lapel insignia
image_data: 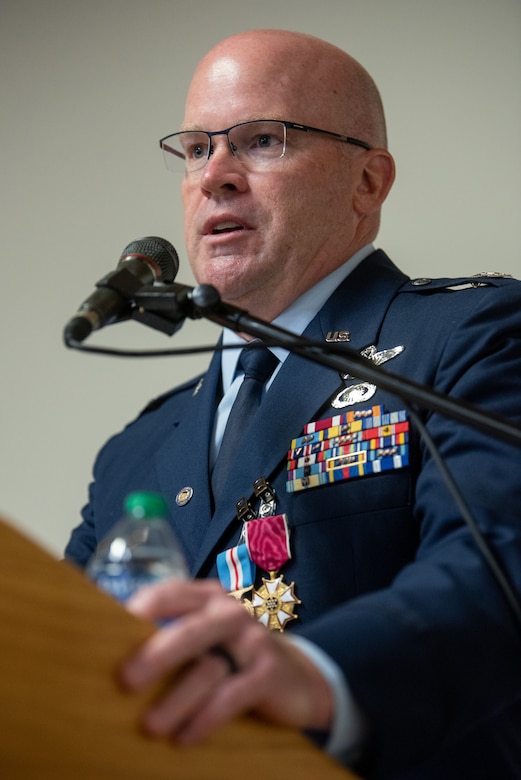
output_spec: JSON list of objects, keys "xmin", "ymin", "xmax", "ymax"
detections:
[
  {"xmin": 332, "ymin": 344, "xmax": 405, "ymax": 409},
  {"xmin": 325, "ymin": 330, "xmax": 351, "ymax": 343}
]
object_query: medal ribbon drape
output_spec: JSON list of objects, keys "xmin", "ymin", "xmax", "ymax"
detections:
[
  {"xmin": 211, "ymin": 343, "xmax": 279, "ymax": 503},
  {"xmin": 245, "ymin": 513, "xmax": 291, "ymax": 571}
]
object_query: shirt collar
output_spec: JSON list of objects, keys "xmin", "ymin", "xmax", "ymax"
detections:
[{"xmin": 220, "ymin": 244, "xmax": 374, "ymax": 393}]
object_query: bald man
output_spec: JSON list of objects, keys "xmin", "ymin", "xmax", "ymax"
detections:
[{"xmin": 66, "ymin": 30, "xmax": 521, "ymax": 779}]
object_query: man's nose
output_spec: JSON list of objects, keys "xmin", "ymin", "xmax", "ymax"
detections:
[
  {"xmin": 207, "ymin": 134, "xmax": 238, "ymax": 164},
  {"xmin": 199, "ymin": 137, "xmax": 248, "ymax": 192}
]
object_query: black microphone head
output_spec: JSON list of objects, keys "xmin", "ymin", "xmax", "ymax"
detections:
[{"xmin": 120, "ymin": 236, "xmax": 179, "ymax": 283}]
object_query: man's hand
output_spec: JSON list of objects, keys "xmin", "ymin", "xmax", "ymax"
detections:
[{"xmin": 120, "ymin": 579, "xmax": 334, "ymax": 744}]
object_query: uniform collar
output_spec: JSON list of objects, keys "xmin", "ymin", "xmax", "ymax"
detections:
[{"xmin": 220, "ymin": 243, "xmax": 375, "ymax": 393}]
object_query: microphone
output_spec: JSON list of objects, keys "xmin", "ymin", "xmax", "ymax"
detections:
[{"xmin": 64, "ymin": 236, "xmax": 179, "ymax": 344}]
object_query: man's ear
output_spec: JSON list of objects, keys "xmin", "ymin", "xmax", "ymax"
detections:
[{"xmin": 353, "ymin": 149, "xmax": 396, "ymax": 216}]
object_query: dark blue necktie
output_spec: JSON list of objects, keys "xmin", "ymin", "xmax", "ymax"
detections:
[{"xmin": 211, "ymin": 342, "xmax": 278, "ymax": 503}]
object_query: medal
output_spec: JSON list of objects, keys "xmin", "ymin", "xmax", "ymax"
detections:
[
  {"xmin": 217, "ymin": 480, "xmax": 301, "ymax": 631},
  {"xmin": 229, "ymin": 585, "xmax": 255, "ymax": 615},
  {"xmin": 245, "ymin": 512, "xmax": 301, "ymax": 632},
  {"xmin": 245, "ymin": 513, "xmax": 290, "ymax": 572},
  {"xmin": 216, "ymin": 543, "xmax": 256, "ymax": 593},
  {"xmin": 251, "ymin": 573, "xmax": 301, "ymax": 631}
]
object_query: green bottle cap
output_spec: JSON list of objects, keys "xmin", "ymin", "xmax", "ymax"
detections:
[{"xmin": 124, "ymin": 491, "xmax": 168, "ymax": 520}]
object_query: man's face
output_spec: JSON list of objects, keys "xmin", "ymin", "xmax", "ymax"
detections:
[{"xmin": 180, "ymin": 37, "xmax": 365, "ymax": 320}]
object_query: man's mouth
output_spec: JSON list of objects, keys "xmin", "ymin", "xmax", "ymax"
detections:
[{"xmin": 211, "ymin": 221, "xmax": 244, "ymax": 235}]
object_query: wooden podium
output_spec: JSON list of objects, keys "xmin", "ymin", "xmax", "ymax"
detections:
[{"xmin": 0, "ymin": 517, "xmax": 359, "ymax": 779}]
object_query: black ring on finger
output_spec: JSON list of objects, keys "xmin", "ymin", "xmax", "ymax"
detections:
[{"xmin": 210, "ymin": 645, "xmax": 239, "ymax": 675}]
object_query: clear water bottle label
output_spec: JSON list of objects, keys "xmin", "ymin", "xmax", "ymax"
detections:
[
  {"xmin": 93, "ymin": 570, "xmax": 164, "ymax": 602},
  {"xmin": 86, "ymin": 502, "xmax": 189, "ymax": 606}
]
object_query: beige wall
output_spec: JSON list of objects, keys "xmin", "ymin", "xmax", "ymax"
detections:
[{"xmin": 1, "ymin": 0, "xmax": 520, "ymax": 555}]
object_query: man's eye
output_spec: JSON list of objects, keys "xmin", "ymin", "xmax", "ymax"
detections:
[
  {"xmin": 251, "ymin": 133, "xmax": 283, "ymax": 150},
  {"xmin": 180, "ymin": 134, "xmax": 210, "ymax": 161},
  {"xmin": 188, "ymin": 144, "xmax": 208, "ymax": 160},
  {"xmin": 257, "ymin": 133, "xmax": 274, "ymax": 148}
]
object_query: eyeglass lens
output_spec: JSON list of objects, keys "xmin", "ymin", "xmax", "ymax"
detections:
[{"xmin": 162, "ymin": 120, "xmax": 288, "ymax": 172}]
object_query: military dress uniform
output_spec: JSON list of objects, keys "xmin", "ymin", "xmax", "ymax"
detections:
[{"xmin": 66, "ymin": 250, "xmax": 521, "ymax": 779}]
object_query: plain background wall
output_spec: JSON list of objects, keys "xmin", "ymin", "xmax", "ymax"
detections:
[{"xmin": 1, "ymin": 0, "xmax": 520, "ymax": 556}]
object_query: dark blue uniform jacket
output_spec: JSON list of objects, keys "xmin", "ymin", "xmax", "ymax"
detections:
[{"xmin": 66, "ymin": 251, "xmax": 521, "ymax": 779}]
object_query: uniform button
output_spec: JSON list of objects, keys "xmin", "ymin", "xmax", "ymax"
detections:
[
  {"xmin": 176, "ymin": 486, "xmax": 193, "ymax": 506},
  {"xmin": 411, "ymin": 278, "xmax": 432, "ymax": 286}
]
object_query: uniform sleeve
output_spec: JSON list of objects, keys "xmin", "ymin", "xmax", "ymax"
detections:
[{"xmin": 297, "ymin": 281, "xmax": 521, "ymax": 775}]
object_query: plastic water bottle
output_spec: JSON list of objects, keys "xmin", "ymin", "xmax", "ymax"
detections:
[{"xmin": 86, "ymin": 491, "xmax": 188, "ymax": 602}]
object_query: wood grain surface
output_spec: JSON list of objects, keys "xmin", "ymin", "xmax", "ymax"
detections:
[{"xmin": 0, "ymin": 516, "xmax": 359, "ymax": 780}]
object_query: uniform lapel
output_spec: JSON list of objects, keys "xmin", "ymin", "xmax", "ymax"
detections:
[{"xmin": 154, "ymin": 348, "xmax": 221, "ymax": 567}]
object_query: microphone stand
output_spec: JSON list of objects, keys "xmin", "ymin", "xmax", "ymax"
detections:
[{"xmin": 127, "ymin": 281, "xmax": 521, "ymax": 449}]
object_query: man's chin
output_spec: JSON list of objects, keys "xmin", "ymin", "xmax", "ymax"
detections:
[{"xmin": 195, "ymin": 258, "xmax": 256, "ymax": 298}]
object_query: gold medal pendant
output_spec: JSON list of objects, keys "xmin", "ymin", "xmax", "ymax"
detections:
[
  {"xmin": 252, "ymin": 571, "xmax": 301, "ymax": 632},
  {"xmin": 229, "ymin": 585, "xmax": 255, "ymax": 617}
]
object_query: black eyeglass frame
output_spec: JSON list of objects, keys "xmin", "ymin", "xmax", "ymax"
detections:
[{"xmin": 159, "ymin": 119, "xmax": 372, "ymax": 171}]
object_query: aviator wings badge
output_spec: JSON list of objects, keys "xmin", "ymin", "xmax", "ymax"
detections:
[{"xmin": 331, "ymin": 344, "xmax": 405, "ymax": 409}]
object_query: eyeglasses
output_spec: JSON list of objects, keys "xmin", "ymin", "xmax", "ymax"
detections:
[{"xmin": 159, "ymin": 119, "xmax": 372, "ymax": 173}]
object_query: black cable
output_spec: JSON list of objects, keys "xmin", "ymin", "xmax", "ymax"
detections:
[{"xmin": 64, "ymin": 340, "xmax": 237, "ymax": 358}]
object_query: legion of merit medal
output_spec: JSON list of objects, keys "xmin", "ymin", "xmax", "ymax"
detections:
[
  {"xmin": 245, "ymin": 513, "xmax": 301, "ymax": 632},
  {"xmin": 251, "ymin": 573, "xmax": 300, "ymax": 632}
]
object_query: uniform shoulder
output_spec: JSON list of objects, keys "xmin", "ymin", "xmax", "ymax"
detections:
[
  {"xmin": 138, "ymin": 372, "xmax": 205, "ymax": 416},
  {"xmin": 399, "ymin": 271, "xmax": 519, "ymax": 294}
]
